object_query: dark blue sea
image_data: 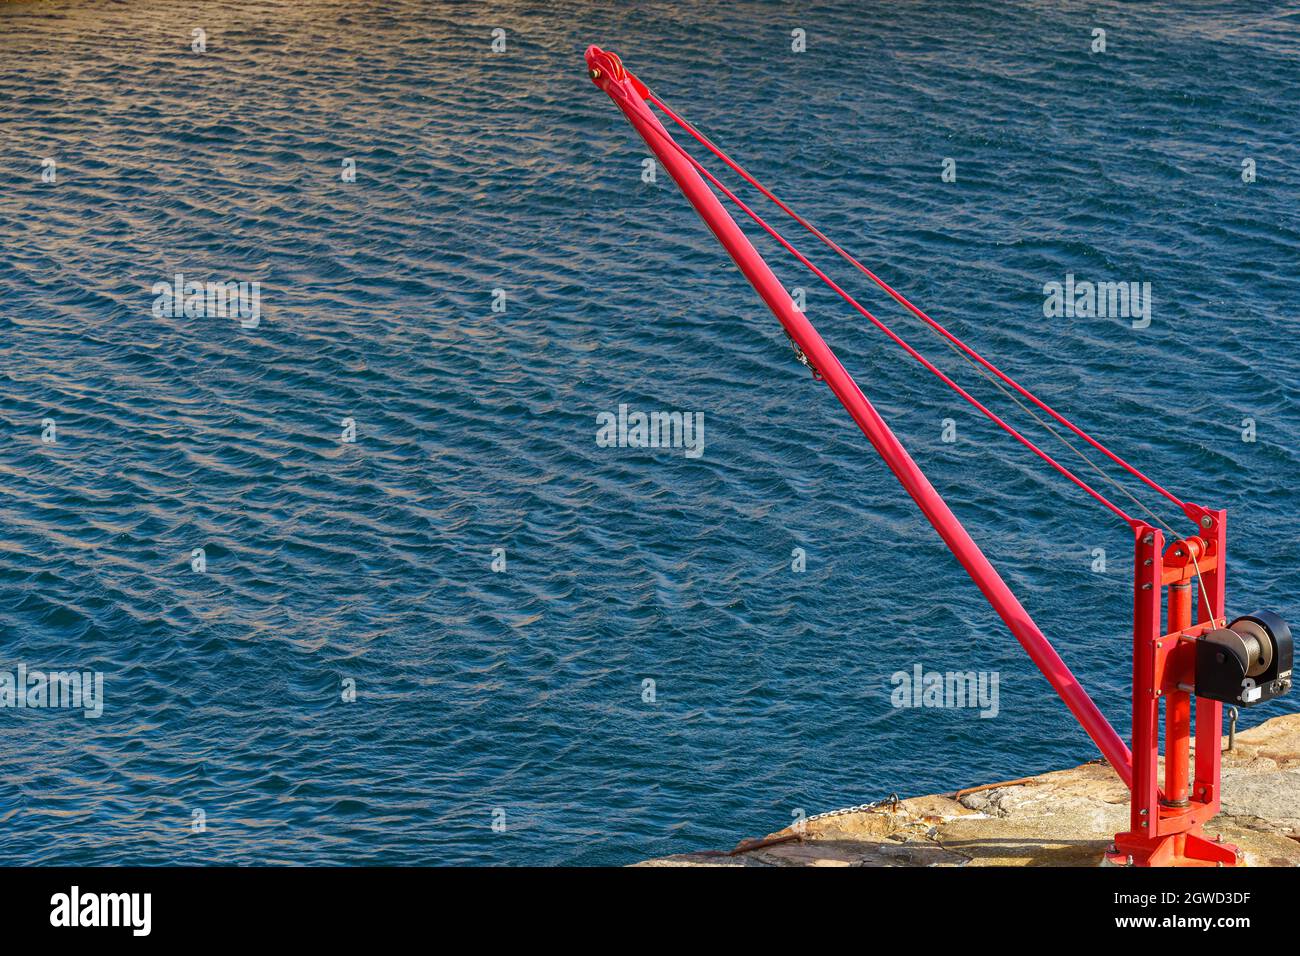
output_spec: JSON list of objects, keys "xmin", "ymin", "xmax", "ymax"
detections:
[{"xmin": 1, "ymin": 0, "xmax": 1297, "ymax": 865}]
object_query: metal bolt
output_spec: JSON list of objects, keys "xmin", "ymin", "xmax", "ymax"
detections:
[
  {"xmin": 1126, "ymin": 855, "xmax": 1134, "ymax": 865},
  {"xmin": 588, "ymin": 68, "xmax": 601, "ymax": 80},
  {"xmin": 1143, "ymin": 534, "xmax": 1154, "ymax": 545},
  {"xmin": 1201, "ymin": 515, "xmax": 1213, "ymax": 528}
]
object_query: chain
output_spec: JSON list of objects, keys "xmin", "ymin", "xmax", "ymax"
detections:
[{"xmin": 805, "ymin": 793, "xmax": 900, "ymax": 822}]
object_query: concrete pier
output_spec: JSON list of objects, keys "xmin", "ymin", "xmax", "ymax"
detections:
[{"xmin": 638, "ymin": 713, "xmax": 1300, "ymax": 867}]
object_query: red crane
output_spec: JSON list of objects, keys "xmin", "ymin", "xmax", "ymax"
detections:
[{"xmin": 585, "ymin": 46, "xmax": 1292, "ymax": 866}]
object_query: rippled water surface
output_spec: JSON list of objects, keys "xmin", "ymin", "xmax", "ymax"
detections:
[{"xmin": 1, "ymin": 0, "xmax": 1298, "ymax": 865}]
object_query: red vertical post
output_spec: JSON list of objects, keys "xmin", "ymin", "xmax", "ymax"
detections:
[
  {"xmin": 1164, "ymin": 579, "xmax": 1193, "ymax": 806},
  {"xmin": 1193, "ymin": 510, "xmax": 1227, "ymax": 805},
  {"xmin": 1129, "ymin": 525, "xmax": 1163, "ymax": 837}
]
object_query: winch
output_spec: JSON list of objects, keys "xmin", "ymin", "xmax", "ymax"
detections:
[{"xmin": 1196, "ymin": 611, "xmax": 1293, "ymax": 706}]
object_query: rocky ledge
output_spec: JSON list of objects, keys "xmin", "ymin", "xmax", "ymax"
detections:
[{"xmin": 638, "ymin": 713, "xmax": 1300, "ymax": 867}]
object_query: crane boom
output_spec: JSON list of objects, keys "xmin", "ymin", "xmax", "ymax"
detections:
[{"xmin": 585, "ymin": 45, "xmax": 1133, "ymax": 786}]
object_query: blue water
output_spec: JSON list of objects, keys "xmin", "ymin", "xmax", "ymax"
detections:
[{"xmin": 1, "ymin": 0, "xmax": 1298, "ymax": 865}]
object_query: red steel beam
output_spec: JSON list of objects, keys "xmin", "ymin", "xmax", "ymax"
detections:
[{"xmin": 586, "ymin": 46, "xmax": 1133, "ymax": 787}]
